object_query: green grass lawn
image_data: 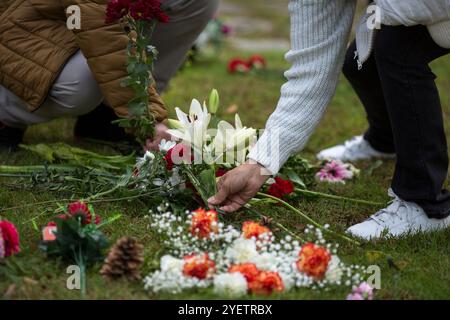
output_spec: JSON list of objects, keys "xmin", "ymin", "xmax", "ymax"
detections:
[
  {"xmin": 1, "ymin": 0, "xmax": 449, "ymax": 300},
  {"xmin": 0, "ymin": 48, "xmax": 449, "ymax": 300}
]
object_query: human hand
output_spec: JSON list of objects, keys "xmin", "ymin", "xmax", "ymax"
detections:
[
  {"xmin": 145, "ymin": 123, "xmax": 171, "ymax": 151},
  {"xmin": 208, "ymin": 161, "xmax": 271, "ymax": 212}
]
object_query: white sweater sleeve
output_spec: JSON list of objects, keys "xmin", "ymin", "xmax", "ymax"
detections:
[{"xmin": 248, "ymin": 0, "xmax": 356, "ymax": 174}]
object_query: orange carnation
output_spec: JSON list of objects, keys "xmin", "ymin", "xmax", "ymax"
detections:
[
  {"xmin": 190, "ymin": 208, "xmax": 219, "ymax": 239},
  {"xmin": 296, "ymin": 242, "xmax": 331, "ymax": 279},
  {"xmin": 183, "ymin": 253, "xmax": 216, "ymax": 279},
  {"xmin": 242, "ymin": 221, "xmax": 271, "ymax": 240},
  {"xmin": 248, "ymin": 270, "xmax": 284, "ymax": 296},
  {"xmin": 228, "ymin": 263, "xmax": 260, "ymax": 283}
]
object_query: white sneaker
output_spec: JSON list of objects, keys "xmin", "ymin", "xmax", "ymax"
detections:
[
  {"xmin": 316, "ymin": 135, "xmax": 395, "ymax": 162},
  {"xmin": 346, "ymin": 189, "xmax": 450, "ymax": 240}
]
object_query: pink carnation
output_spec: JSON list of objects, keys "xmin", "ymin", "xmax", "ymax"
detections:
[
  {"xmin": 346, "ymin": 282, "xmax": 374, "ymax": 300},
  {"xmin": 315, "ymin": 160, "xmax": 353, "ymax": 183},
  {"xmin": 0, "ymin": 220, "xmax": 20, "ymax": 257}
]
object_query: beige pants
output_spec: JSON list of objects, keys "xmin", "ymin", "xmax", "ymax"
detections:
[{"xmin": 0, "ymin": 0, "xmax": 219, "ymax": 128}]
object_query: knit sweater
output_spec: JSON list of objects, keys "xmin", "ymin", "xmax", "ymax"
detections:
[{"xmin": 247, "ymin": 0, "xmax": 450, "ymax": 174}]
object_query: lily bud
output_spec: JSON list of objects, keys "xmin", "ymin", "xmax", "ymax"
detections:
[
  {"xmin": 208, "ymin": 89, "xmax": 219, "ymax": 114},
  {"xmin": 167, "ymin": 119, "xmax": 183, "ymax": 129}
]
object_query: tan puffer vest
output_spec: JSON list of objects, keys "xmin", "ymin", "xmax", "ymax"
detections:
[{"xmin": 0, "ymin": 0, "xmax": 167, "ymax": 122}]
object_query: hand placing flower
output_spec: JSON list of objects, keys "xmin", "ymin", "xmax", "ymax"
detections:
[
  {"xmin": 208, "ymin": 161, "xmax": 271, "ymax": 212},
  {"xmin": 145, "ymin": 123, "xmax": 172, "ymax": 152}
]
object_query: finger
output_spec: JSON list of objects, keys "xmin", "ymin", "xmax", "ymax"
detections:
[
  {"xmin": 208, "ymin": 177, "xmax": 229, "ymax": 205},
  {"xmin": 220, "ymin": 201, "xmax": 242, "ymax": 213},
  {"xmin": 219, "ymin": 194, "xmax": 245, "ymax": 212}
]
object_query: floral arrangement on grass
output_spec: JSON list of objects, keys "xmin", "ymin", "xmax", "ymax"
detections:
[
  {"xmin": 0, "ymin": 220, "xmax": 20, "ymax": 258},
  {"xmin": 40, "ymin": 201, "xmax": 120, "ymax": 295},
  {"xmin": 143, "ymin": 204, "xmax": 370, "ymax": 297}
]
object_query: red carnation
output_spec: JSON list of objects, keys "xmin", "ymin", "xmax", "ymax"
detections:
[
  {"xmin": 0, "ymin": 220, "xmax": 20, "ymax": 257},
  {"xmin": 228, "ymin": 263, "xmax": 260, "ymax": 283},
  {"xmin": 130, "ymin": 0, "xmax": 169, "ymax": 23},
  {"xmin": 228, "ymin": 58, "xmax": 251, "ymax": 74},
  {"xmin": 105, "ymin": 0, "xmax": 131, "ymax": 24},
  {"xmin": 164, "ymin": 144, "xmax": 193, "ymax": 171},
  {"xmin": 248, "ymin": 55, "xmax": 267, "ymax": 69},
  {"xmin": 215, "ymin": 168, "xmax": 228, "ymax": 177},
  {"xmin": 267, "ymin": 177, "xmax": 294, "ymax": 199},
  {"xmin": 67, "ymin": 201, "xmax": 92, "ymax": 225}
]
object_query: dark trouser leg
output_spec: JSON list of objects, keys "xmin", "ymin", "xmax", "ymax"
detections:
[
  {"xmin": 374, "ymin": 25, "xmax": 450, "ymax": 218},
  {"xmin": 152, "ymin": 0, "xmax": 219, "ymax": 92},
  {"xmin": 343, "ymin": 41, "xmax": 395, "ymax": 153}
]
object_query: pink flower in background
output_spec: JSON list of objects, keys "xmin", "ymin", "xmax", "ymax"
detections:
[
  {"xmin": 0, "ymin": 220, "xmax": 20, "ymax": 257},
  {"xmin": 346, "ymin": 293, "xmax": 364, "ymax": 300},
  {"xmin": 315, "ymin": 160, "xmax": 353, "ymax": 184},
  {"xmin": 221, "ymin": 24, "xmax": 232, "ymax": 36},
  {"xmin": 346, "ymin": 282, "xmax": 374, "ymax": 300}
]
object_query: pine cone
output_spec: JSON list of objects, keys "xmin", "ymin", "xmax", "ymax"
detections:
[{"xmin": 100, "ymin": 236, "xmax": 144, "ymax": 281}]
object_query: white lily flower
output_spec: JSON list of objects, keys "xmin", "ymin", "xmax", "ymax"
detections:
[
  {"xmin": 212, "ymin": 114, "xmax": 256, "ymax": 164},
  {"xmin": 167, "ymin": 99, "xmax": 211, "ymax": 152}
]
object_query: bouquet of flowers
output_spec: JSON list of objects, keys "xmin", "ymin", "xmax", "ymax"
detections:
[
  {"xmin": 105, "ymin": 0, "xmax": 169, "ymax": 143},
  {"xmin": 143, "ymin": 204, "xmax": 370, "ymax": 297},
  {"xmin": 40, "ymin": 201, "xmax": 120, "ymax": 295}
]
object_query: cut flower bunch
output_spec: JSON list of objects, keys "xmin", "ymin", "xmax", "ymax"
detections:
[
  {"xmin": 143, "ymin": 204, "xmax": 372, "ymax": 297},
  {"xmin": 106, "ymin": 0, "xmax": 169, "ymax": 144}
]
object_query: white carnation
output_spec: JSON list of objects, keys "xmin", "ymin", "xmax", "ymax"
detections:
[
  {"xmin": 225, "ymin": 238, "xmax": 258, "ymax": 263},
  {"xmin": 325, "ymin": 255, "xmax": 343, "ymax": 283},
  {"xmin": 213, "ymin": 273, "xmax": 248, "ymax": 297},
  {"xmin": 160, "ymin": 255, "xmax": 184, "ymax": 274}
]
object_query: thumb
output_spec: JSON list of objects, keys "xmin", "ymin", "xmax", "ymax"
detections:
[{"xmin": 208, "ymin": 179, "xmax": 229, "ymax": 205}]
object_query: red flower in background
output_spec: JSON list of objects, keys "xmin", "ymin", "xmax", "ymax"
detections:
[
  {"xmin": 228, "ymin": 263, "xmax": 260, "ymax": 283},
  {"xmin": 296, "ymin": 242, "xmax": 331, "ymax": 279},
  {"xmin": 68, "ymin": 201, "xmax": 92, "ymax": 225},
  {"xmin": 241, "ymin": 221, "xmax": 271, "ymax": 240},
  {"xmin": 248, "ymin": 55, "xmax": 266, "ymax": 69},
  {"xmin": 190, "ymin": 208, "xmax": 219, "ymax": 239},
  {"xmin": 164, "ymin": 144, "xmax": 193, "ymax": 171},
  {"xmin": 0, "ymin": 220, "xmax": 20, "ymax": 257},
  {"xmin": 267, "ymin": 177, "xmax": 294, "ymax": 199},
  {"xmin": 228, "ymin": 58, "xmax": 251, "ymax": 74},
  {"xmin": 105, "ymin": 0, "xmax": 131, "ymax": 23},
  {"xmin": 248, "ymin": 270, "xmax": 284, "ymax": 296},
  {"xmin": 183, "ymin": 253, "xmax": 216, "ymax": 279},
  {"xmin": 130, "ymin": 0, "xmax": 169, "ymax": 23}
]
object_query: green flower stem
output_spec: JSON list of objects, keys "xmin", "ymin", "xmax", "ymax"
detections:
[
  {"xmin": 257, "ymin": 192, "xmax": 361, "ymax": 246},
  {"xmin": 0, "ymin": 165, "xmax": 79, "ymax": 174},
  {"xmin": 183, "ymin": 165, "xmax": 210, "ymax": 207},
  {"xmin": 245, "ymin": 204, "xmax": 305, "ymax": 243},
  {"xmin": 294, "ymin": 188, "xmax": 384, "ymax": 206}
]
